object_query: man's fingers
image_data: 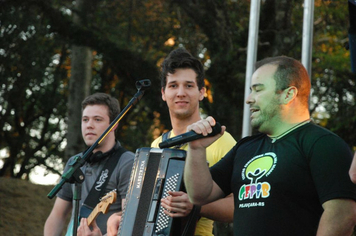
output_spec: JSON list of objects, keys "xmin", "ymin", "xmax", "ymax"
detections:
[
  {"xmin": 186, "ymin": 116, "xmax": 217, "ymax": 136},
  {"xmin": 163, "ymin": 209, "xmax": 189, "ymax": 218},
  {"xmin": 167, "ymin": 191, "xmax": 184, "ymax": 196}
]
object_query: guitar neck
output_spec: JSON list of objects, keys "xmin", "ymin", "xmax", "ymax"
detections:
[
  {"xmin": 85, "ymin": 190, "xmax": 117, "ymax": 227},
  {"xmin": 87, "ymin": 206, "xmax": 100, "ymax": 226}
]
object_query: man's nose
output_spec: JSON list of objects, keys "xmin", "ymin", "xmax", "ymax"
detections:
[
  {"xmin": 246, "ymin": 92, "xmax": 254, "ymax": 104},
  {"xmin": 87, "ymin": 119, "xmax": 94, "ymax": 128},
  {"xmin": 177, "ymin": 86, "xmax": 186, "ymax": 96}
]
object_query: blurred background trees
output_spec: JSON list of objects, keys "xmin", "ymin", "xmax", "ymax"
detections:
[{"xmin": 1, "ymin": 0, "xmax": 354, "ymax": 183}]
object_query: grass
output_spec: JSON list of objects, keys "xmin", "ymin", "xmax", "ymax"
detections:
[{"xmin": 0, "ymin": 177, "xmax": 60, "ymax": 236}]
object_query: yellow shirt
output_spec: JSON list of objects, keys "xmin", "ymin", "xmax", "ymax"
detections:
[{"xmin": 151, "ymin": 130, "xmax": 236, "ymax": 236}]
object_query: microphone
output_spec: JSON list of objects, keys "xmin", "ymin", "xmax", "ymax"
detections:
[{"xmin": 159, "ymin": 122, "xmax": 222, "ymax": 149}]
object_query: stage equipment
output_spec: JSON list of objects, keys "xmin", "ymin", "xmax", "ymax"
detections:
[{"xmin": 118, "ymin": 147, "xmax": 199, "ymax": 236}]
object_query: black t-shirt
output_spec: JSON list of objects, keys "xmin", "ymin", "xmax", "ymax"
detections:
[{"xmin": 210, "ymin": 122, "xmax": 356, "ymax": 236}]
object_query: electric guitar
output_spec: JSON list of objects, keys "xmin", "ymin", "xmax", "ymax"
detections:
[{"xmin": 87, "ymin": 189, "xmax": 117, "ymax": 226}]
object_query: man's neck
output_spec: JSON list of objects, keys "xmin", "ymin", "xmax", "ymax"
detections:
[
  {"xmin": 267, "ymin": 113, "xmax": 311, "ymax": 138},
  {"xmin": 93, "ymin": 137, "xmax": 116, "ymax": 153},
  {"xmin": 170, "ymin": 115, "xmax": 201, "ymax": 136}
]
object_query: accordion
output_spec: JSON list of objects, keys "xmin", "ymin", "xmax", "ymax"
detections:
[{"xmin": 118, "ymin": 147, "xmax": 198, "ymax": 236}]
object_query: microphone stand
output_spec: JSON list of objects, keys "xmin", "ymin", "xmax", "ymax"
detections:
[{"xmin": 47, "ymin": 79, "xmax": 151, "ymax": 236}]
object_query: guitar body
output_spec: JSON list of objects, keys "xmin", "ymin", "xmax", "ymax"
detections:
[{"xmin": 64, "ymin": 190, "xmax": 117, "ymax": 236}]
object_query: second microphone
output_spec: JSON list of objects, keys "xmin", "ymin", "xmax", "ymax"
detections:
[{"xmin": 159, "ymin": 122, "xmax": 222, "ymax": 149}]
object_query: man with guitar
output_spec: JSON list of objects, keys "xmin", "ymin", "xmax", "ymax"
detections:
[
  {"xmin": 44, "ymin": 93, "xmax": 134, "ymax": 236},
  {"xmin": 78, "ymin": 48, "xmax": 236, "ymax": 236}
]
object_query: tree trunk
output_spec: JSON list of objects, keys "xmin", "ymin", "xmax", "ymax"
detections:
[{"xmin": 65, "ymin": 0, "xmax": 92, "ymax": 161}]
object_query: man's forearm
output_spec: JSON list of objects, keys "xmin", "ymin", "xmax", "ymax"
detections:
[
  {"xmin": 44, "ymin": 218, "xmax": 65, "ymax": 236},
  {"xmin": 349, "ymin": 152, "xmax": 356, "ymax": 183},
  {"xmin": 317, "ymin": 199, "xmax": 356, "ymax": 236},
  {"xmin": 200, "ymin": 194, "xmax": 234, "ymax": 222},
  {"xmin": 184, "ymin": 146, "xmax": 214, "ymax": 205},
  {"xmin": 317, "ymin": 214, "xmax": 355, "ymax": 236}
]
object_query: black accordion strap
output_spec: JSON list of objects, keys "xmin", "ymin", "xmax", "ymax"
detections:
[
  {"xmin": 181, "ymin": 205, "xmax": 201, "ymax": 236},
  {"xmin": 162, "ymin": 130, "xmax": 171, "ymax": 142}
]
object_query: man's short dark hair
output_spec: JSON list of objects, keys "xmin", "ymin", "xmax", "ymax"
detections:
[
  {"xmin": 81, "ymin": 93, "xmax": 120, "ymax": 123},
  {"xmin": 255, "ymin": 56, "xmax": 311, "ymax": 106},
  {"xmin": 160, "ymin": 48, "xmax": 205, "ymax": 90}
]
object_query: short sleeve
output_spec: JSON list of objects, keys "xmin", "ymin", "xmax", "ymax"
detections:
[{"xmin": 308, "ymin": 134, "xmax": 356, "ymax": 204}]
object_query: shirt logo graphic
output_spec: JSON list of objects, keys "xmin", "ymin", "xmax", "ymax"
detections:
[
  {"xmin": 239, "ymin": 152, "xmax": 277, "ymax": 201},
  {"xmin": 95, "ymin": 169, "xmax": 109, "ymax": 191}
]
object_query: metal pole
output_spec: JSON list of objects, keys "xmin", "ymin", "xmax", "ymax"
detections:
[
  {"xmin": 301, "ymin": 0, "xmax": 314, "ymax": 77},
  {"xmin": 242, "ymin": 0, "xmax": 261, "ymax": 138}
]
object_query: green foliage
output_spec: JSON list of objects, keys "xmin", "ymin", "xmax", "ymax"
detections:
[
  {"xmin": 311, "ymin": 0, "xmax": 355, "ymax": 149},
  {"xmin": 0, "ymin": 2, "xmax": 69, "ymax": 177},
  {"xmin": 1, "ymin": 0, "xmax": 355, "ymax": 181}
]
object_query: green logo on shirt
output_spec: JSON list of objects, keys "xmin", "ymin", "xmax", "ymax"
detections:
[{"xmin": 239, "ymin": 153, "xmax": 277, "ymax": 201}]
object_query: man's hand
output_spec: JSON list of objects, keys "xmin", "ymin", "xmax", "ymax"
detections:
[
  {"xmin": 187, "ymin": 116, "xmax": 225, "ymax": 150},
  {"xmin": 161, "ymin": 191, "xmax": 194, "ymax": 217},
  {"xmin": 106, "ymin": 212, "xmax": 122, "ymax": 236},
  {"xmin": 77, "ymin": 218, "xmax": 102, "ymax": 236}
]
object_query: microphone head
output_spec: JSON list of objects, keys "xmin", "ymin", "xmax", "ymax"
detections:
[{"xmin": 136, "ymin": 79, "xmax": 151, "ymax": 90}]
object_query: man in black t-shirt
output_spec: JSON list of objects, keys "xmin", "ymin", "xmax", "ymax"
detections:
[{"xmin": 184, "ymin": 56, "xmax": 356, "ymax": 235}]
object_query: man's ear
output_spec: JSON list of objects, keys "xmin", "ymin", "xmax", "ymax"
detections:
[
  {"xmin": 161, "ymin": 87, "xmax": 166, "ymax": 101},
  {"xmin": 199, "ymin": 87, "xmax": 206, "ymax": 101},
  {"xmin": 282, "ymin": 86, "xmax": 298, "ymax": 104},
  {"xmin": 111, "ymin": 123, "xmax": 119, "ymax": 132}
]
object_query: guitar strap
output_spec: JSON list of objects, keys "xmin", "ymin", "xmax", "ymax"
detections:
[{"xmin": 80, "ymin": 143, "xmax": 127, "ymax": 218}]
